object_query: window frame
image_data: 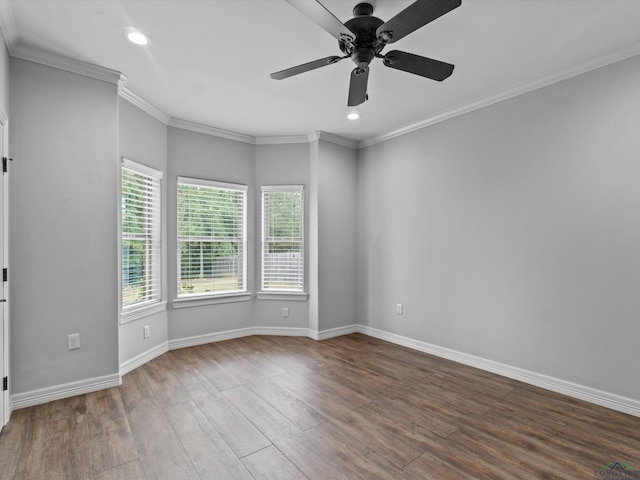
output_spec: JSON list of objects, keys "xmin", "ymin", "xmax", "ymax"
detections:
[
  {"xmin": 176, "ymin": 177, "xmax": 248, "ymax": 302},
  {"xmin": 260, "ymin": 185, "xmax": 305, "ymax": 295},
  {"xmin": 120, "ymin": 158, "xmax": 164, "ymax": 322}
]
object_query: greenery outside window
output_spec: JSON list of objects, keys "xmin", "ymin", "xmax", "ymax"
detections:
[
  {"xmin": 121, "ymin": 158, "xmax": 162, "ymax": 314},
  {"xmin": 177, "ymin": 177, "xmax": 247, "ymax": 298},
  {"xmin": 261, "ymin": 185, "xmax": 304, "ymax": 293}
]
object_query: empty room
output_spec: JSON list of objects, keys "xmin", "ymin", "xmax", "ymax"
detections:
[{"xmin": 0, "ymin": 0, "xmax": 640, "ymax": 478}]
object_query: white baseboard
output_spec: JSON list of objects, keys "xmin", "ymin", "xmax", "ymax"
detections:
[
  {"xmin": 10, "ymin": 373, "xmax": 121, "ymax": 411},
  {"xmin": 255, "ymin": 326, "xmax": 310, "ymax": 336},
  {"xmin": 357, "ymin": 325, "xmax": 640, "ymax": 418},
  {"xmin": 11, "ymin": 325, "xmax": 639, "ymax": 418},
  {"xmin": 168, "ymin": 326, "xmax": 256, "ymax": 350},
  {"xmin": 168, "ymin": 325, "xmax": 354, "ymax": 350},
  {"xmin": 120, "ymin": 341, "xmax": 169, "ymax": 376},
  {"xmin": 310, "ymin": 324, "xmax": 359, "ymax": 341}
]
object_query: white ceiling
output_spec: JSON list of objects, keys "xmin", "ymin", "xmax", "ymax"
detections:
[{"xmin": 2, "ymin": 0, "xmax": 640, "ymax": 145}]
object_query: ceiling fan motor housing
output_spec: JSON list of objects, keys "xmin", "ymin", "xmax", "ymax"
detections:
[{"xmin": 341, "ymin": 3, "xmax": 385, "ymax": 69}]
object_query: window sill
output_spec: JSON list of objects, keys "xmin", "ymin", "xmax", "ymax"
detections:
[
  {"xmin": 120, "ymin": 301, "xmax": 167, "ymax": 324},
  {"xmin": 257, "ymin": 292, "xmax": 308, "ymax": 301},
  {"xmin": 172, "ymin": 292, "xmax": 252, "ymax": 309}
]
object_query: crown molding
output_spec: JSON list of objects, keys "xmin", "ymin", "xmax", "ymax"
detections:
[
  {"xmin": 120, "ymin": 87, "xmax": 170, "ymax": 125},
  {"xmin": 0, "ymin": 5, "xmax": 125, "ymax": 86},
  {"xmin": 255, "ymin": 135, "xmax": 309, "ymax": 145},
  {"xmin": 318, "ymin": 131, "xmax": 358, "ymax": 149},
  {"xmin": 0, "ymin": 3, "xmax": 124, "ymax": 86},
  {"xmin": 168, "ymin": 120, "xmax": 356, "ymax": 150},
  {"xmin": 307, "ymin": 131, "xmax": 358, "ymax": 149},
  {"xmin": 359, "ymin": 41, "xmax": 640, "ymax": 149},
  {"xmin": 168, "ymin": 117, "xmax": 256, "ymax": 145},
  {"xmin": 10, "ymin": 43, "xmax": 125, "ymax": 85}
]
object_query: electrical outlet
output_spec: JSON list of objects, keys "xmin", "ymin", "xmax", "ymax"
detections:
[
  {"xmin": 143, "ymin": 325, "xmax": 150, "ymax": 339},
  {"xmin": 396, "ymin": 304, "xmax": 403, "ymax": 315},
  {"xmin": 282, "ymin": 307, "xmax": 289, "ymax": 318},
  {"xmin": 68, "ymin": 333, "xmax": 80, "ymax": 350}
]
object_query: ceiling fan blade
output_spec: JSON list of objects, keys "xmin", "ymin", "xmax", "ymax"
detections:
[
  {"xmin": 376, "ymin": 0, "xmax": 461, "ymax": 44},
  {"xmin": 286, "ymin": 0, "xmax": 355, "ymax": 41},
  {"xmin": 347, "ymin": 66, "xmax": 369, "ymax": 106},
  {"xmin": 383, "ymin": 50, "xmax": 454, "ymax": 81},
  {"xmin": 271, "ymin": 56, "xmax": 344, "ymax": 80}
]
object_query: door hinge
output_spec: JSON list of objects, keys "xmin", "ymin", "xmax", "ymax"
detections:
[
  {"xmin": 2, "ymin": 377, "xmax": 6, "ymax": 391},
  {"xmin": 2, "ymin": 268, "xmax": 6, "ymax": 282},
  {"xmin": 2, "ymin": 156, "xmax": 11, "ymax": 173}
]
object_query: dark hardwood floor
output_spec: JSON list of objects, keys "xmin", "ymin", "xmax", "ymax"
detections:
[{"xmin": 1, "ymin": 333, "xmax": 639, "ymax": 479}]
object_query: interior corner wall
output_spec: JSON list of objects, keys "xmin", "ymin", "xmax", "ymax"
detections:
[
  {"xmin": 166, "ymin": 127, "xmax": 256, "ymax": 341},
  {"xmin": 308, "ymin": 139, "xmax": 320, "ymax": 334},
  {"xmin": 311, "ymin": 139, "xmax": 357, "ymax": 333},
  {"xmin": 118, "ymin": 99, "xmax": 168, "ymax": 365},
  {"xmin": 9, "ymin": 58, "xmax": 119, "ymax": 394},
  {"xmin": 254, "ymin": 143, "xmax": 310, "ymax": 329},
  {"xmin": 357, "ymin": 54, "xmax": 640, "ymax": 402}
]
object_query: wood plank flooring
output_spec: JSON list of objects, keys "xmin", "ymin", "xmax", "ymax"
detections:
[{"xmin": 1, "ymin": 333, "xmax": 639, "ymax": 479}]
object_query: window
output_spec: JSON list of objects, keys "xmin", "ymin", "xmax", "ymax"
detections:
[
  {"xmin": 121, "ymin": 158, "xmax": 162, "ymax": 312},
  {"xmin": 177, "ymin": 177, "xmax": 247, "ymax": 297},
  {"xmin": 261, "ymin": 186, "xmax": 304, "ymax": 292}
]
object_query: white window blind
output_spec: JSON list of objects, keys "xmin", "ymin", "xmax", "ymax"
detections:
[
  {"xmin": 177, "ymin": 177, "xmax": 247, "ymax": 297},
  {"xmin": 121, "ymin": 158, "xmax": 162, "ymax": 311},
  {"xmin": 261, "ymin": 186, "xmax": 304, "ymax": 292}
]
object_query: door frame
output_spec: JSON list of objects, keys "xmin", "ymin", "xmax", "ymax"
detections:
[{"xmin": 1, "ymin": 111, "xmax": 8, "ymax": 429}]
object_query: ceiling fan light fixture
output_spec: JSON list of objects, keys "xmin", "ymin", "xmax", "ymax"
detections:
[{"xmin": 124, "ymin": 28, "xmax": 151, "ymax": 46}]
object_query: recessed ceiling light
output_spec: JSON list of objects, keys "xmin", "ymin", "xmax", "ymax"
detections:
[
  {"xmin": 347, "ymin": 111, "xmax": 360, "ymax": 120},
  {"xmin": 124, "ymin": 28, "xmax": 151, "ymax": 46}
]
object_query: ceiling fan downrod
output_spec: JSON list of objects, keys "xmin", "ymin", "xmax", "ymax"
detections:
[{"xmin": 352, "ymin": 2, "xmax": 374, "ymax": 17}]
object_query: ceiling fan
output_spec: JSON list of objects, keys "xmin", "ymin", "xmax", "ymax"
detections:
[{"xmin": 271, "ymin": 0, "xmax": 461, "ymax": 106}]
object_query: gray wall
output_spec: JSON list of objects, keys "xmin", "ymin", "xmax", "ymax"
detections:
[
  {"xmin": 314, "ymin": 139, "xmax": 357, "ymax": 332},
  {"xmin": 167, "ymin": 127, "xmax": 256, "ymax": 340},
  {"xmin": 254, "ymin": 143, "xmax": 310, "ymax": 329},
  {"xmin": 357, "ymin": 54, "xmax": 640, "ymax": 401},
  {"xmin": 9, "ymin": 58, "xmax": 119, "ymax": 393},
  {"xmin": 118, "ymin": 99, "xmax": 168, "ymax": 364}
]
